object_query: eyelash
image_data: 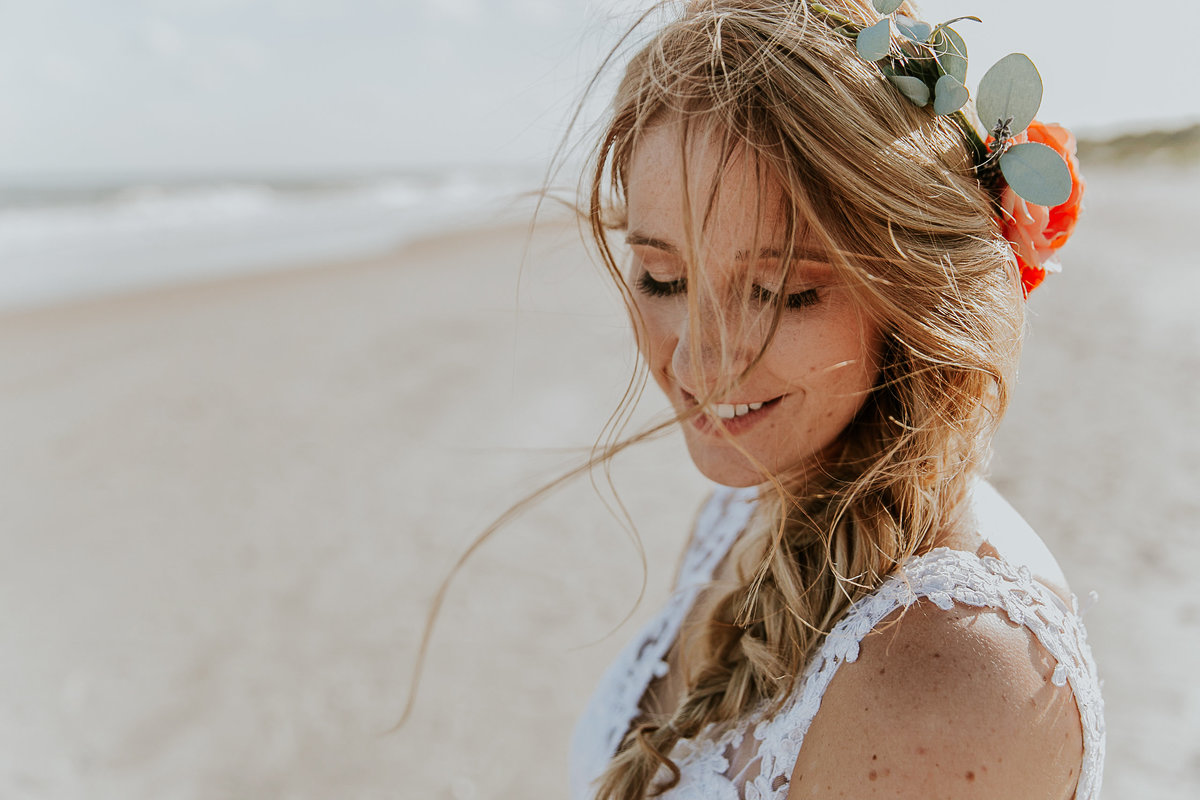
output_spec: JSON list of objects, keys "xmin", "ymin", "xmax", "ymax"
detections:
[{"xmin": 635, "ymin": 272, "xmax": 821, "ymax": 310}]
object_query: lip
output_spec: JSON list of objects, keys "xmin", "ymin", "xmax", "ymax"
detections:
[{"xmin": 680, "ymin": 389, "xmax": 785, "ymax": 436}]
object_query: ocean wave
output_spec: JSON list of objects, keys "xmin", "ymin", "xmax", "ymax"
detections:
[{"xmin": 0, "ymin": 167, "xmax": 543, "ymax": 311}]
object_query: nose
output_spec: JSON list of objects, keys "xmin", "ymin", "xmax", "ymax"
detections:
[{"xmin": 671, "ymin": 309, "xmax": 761, "ymax": 400}]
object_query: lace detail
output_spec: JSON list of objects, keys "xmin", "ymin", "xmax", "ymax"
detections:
[
  {"xmin": 737, "ymin": 548, "xmax": 1106, "ymax": 800},
  {"xmin": 569, "ymin": 487, "xmax": 1106, "ymax": 800}
]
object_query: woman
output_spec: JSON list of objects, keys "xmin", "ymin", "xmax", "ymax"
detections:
[{"xmin": 565, "ymin": 1, "xmax": 1103, "ymax": 798}]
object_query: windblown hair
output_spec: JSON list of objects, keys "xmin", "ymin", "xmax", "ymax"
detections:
[{"xmin": 584, "ymin": 1, "xmax": 1025, "ymax": 797}]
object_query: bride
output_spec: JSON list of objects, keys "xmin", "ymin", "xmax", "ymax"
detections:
[{"xmin": 564, "ymin": 1, "xmax": 1102, "ymax": 798}]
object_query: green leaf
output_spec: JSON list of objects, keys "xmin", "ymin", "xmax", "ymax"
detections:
[
  {"xmin": 931, "ymin": 26, "xmax": 968, "ymax": 84},
  {"xmin": 977, "ymin": 53, "xmax": 1043, "ymax": 138},
  {"xmin": 856, "ymin": 19, "xmax": 891, "ymax": 62},
  {"xmin": 1000, "ymin": 142, "xmax": 1072, "ymax": 206},
  {"xmin": 894, "ymin": 14, "xmax": 932, "ymax": 42},
  {"xmin": 888, "ymin": 74, "xmax": 931, "ymax": 107},
  {"xmin": 873, "ymin": 0, "xmax": 904, "ymax": 13},
  {"xmin": 933, "ymin": 74, "xmax": 969, "ymax": 116}
]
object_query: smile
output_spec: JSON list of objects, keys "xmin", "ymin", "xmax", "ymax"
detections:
[{"xmin": 680, "ymin": 390, "xmax": 785, "ymax": 435}]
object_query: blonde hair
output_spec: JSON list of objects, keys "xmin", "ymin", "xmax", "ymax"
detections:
[{"xmin": 582, "ymin": 1, "xmax": 1025, "ymax": 797}]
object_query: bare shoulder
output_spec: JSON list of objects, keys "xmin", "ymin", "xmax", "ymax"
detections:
[{"xmin": 786, "ymin": 598, "xmax": 1084, "ymax": 799}]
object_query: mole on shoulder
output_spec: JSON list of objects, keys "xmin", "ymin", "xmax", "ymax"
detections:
[
  {"xmin": 966, "ymin": 771, "xmax": 976, "ymax": 782},
  {"xmin": 868, "ymin": 770, "xmax": 878, "ymax": 781}
]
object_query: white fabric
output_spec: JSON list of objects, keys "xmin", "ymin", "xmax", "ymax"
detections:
[{"xmin": 569, "ymin": 484, "xmax": 1105, "ymax": 800}]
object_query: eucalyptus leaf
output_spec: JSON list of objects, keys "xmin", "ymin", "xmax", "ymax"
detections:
[
  {"xmin": 931, "ymin": 26, "xmax": 968, "ymax": 84},
  {"xmin": 933, "ymin": 74, "xmax": 969, "ymax": 116},
  {"xmin": 888, "ymin": 74, "xmax": 931, "ymax": 107},
  {"xmin": 977, "ymin": 53, "xmax": 1043, "ymax": 138},
  {"xmin": 1000, "ymin": 142, "xmax": 1072, "ymax": 206},
  {"xmin": 856, "ymin": 18, "xmax": 891, "ymax": 62},
  {"xmin": 873, "ymin": 0, "xmax": 904, "ymax": 14},
  {"xmin": 894, "ymin": 14, "xmax": 933, "ymax": 42}
]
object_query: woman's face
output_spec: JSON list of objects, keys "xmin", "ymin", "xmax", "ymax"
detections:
[{"xmin": 624, "ymin": 123, "xmax": 885, "ymax": 487}]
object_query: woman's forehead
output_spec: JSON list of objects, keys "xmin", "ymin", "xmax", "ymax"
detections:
[
  {"xmin": 628, "ymin": 122, "xmax": 779, "ymax": 202},
  {"xmin": 625, "ymin": 121, "xmax": 814, "ymax": 255}
]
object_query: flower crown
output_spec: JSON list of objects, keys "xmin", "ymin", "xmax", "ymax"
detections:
[{"xmin": 810, "ymin": 1, "xmax": 1085, "ymax": 295}]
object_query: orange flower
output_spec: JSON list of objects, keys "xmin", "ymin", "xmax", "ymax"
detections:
[{"xmin": 994, "ymin": 120, "xmax": 1086, "ymax": 296}]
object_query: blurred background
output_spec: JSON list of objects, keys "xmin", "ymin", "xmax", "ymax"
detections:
[{"xmin": 0, "ymin": 1, "xmax": 1196, "ymax": 798}]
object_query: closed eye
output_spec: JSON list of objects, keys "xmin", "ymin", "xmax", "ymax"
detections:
[
  {"xmin": 751, "ymin": 285, "xmax": 821, "ymax": 309},
  {"xmin": 635, "ymin": 272, "xmax": 686, "ymax": 298},
  {"xmin": 637, "ymin": 272, "xmax": 821, "ymax": 310}
]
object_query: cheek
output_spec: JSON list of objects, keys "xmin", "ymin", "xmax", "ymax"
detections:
[
  {"xmin": 630, "ymin": 295, "xmax": 679, "ymax": 370},
  {"xmin": 769, "ymin": 316, "xmax": 882, "ymax": 393}
]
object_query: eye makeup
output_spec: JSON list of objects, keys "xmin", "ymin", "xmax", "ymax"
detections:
[
  {"xmin": 635, "ymin": 271, "xmax": 686, "ymax": 298},
  {"xmin": 635, "ymin": 271, "xmax": 821, "ymax": 309},
  {"xmin": 750, "ymin": 284, "xmax": 821, "ymax": 309}
]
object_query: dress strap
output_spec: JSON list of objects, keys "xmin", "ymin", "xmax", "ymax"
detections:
[
  {"xmin": 749, "ymin": 547, "xmax": 1106, "ymax": 800},
  {"xmin": 567, "ymin": 483, "xmax": 759, "ymax": 800},
  {"xmin": 676, "ymin": 484, "xmax": 759, "ymax": 590}
]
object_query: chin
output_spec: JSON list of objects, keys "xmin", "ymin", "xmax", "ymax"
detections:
[
  {"xmin": 680, "ymin": 423, "xmax": 842, "ymax": 490},
  {"xmin": 682, "ymin": 435, "xmax": 774, "ymax": 488}
]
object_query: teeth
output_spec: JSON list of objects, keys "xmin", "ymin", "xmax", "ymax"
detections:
[{"xmin": 713, "ymin": 403, "xmax": 764, "ymax": 419}]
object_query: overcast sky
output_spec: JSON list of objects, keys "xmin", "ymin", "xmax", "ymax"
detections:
[{"xmin": 0, "ymin": 0, "xmax": 1195, "ymax": 178}]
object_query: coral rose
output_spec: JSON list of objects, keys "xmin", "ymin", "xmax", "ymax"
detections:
[{"xmin": 994, "ymin": 120, "xmax": 1086, "ymax": 295}]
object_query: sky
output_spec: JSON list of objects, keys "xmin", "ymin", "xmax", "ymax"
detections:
[{"xmin": 0, "ymin": 0, "xmax": 1196, "ymax": 178}]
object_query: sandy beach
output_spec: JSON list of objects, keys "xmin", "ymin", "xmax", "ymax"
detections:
[{"xmin": 0, "ymin": 162, "xmax": 1197, "ymax": 798}]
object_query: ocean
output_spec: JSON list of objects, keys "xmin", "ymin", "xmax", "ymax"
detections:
[{"xmin": 0, "ymin": 164, "xmax": 548, "ymax": 313}]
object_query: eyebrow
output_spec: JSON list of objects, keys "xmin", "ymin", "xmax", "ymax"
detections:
[
  {"xmin": 625, "ymin": 232, "xmax": 679, "ymax": 254},
  {"xmin": 624, "ymin": 231, "xmax": 826, "ymax": 262}
]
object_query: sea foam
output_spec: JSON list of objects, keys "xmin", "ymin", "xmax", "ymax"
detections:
[{"xmin": 0, "ymin": 166, "xmax": 544, "ymax": 312}]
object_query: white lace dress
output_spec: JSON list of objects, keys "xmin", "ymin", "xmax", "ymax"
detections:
[{"xmin": 569, "ymin": 485, "xmax": 1105, "ymax": 800}]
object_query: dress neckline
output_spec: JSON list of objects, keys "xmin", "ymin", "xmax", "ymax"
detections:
[{"xmin": 569, "ymin": 483, "xmax": 1105, "ymax": 800}]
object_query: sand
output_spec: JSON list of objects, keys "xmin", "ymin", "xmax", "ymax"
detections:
[{"xmin": 0, "ymin": 162, "xmax": 1197, "ymax": 799}]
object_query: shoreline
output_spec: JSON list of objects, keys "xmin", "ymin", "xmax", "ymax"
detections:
[{"xmin": 0, "ymin": 211, "xmax": 574, "ymax": 323}]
